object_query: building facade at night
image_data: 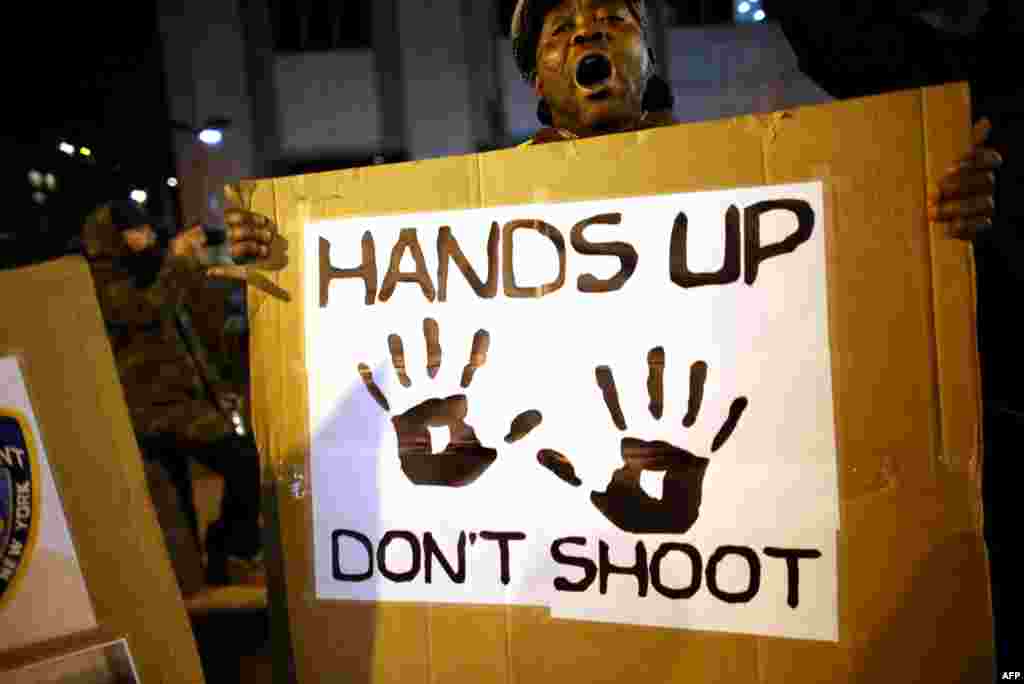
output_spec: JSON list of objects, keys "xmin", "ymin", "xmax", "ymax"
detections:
[{"xmin": 156, "ymin": 0, "xmax": 831, "ymax": 227}]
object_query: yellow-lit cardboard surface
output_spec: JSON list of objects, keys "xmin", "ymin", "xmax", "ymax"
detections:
[
  {"xmin": 245, "ymin": 83, "xmax": 992, "ymax": 682},
  {"xmin": 0, "ymin": 257, "xmax": 204, "ymax": 684}
]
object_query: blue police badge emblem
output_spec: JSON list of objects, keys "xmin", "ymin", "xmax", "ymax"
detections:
[{"xmin": 0, "ymin": 409, "xmax": 38, "ymax": 608}]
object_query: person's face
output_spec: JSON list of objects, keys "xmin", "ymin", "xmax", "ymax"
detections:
[
  {"xmin": 534, "ymin": 0, "xmax": 651, "ymax": 136},
  {"xmin": 122, "ymin": 225, "xmax": 156, "ymax": 253}
]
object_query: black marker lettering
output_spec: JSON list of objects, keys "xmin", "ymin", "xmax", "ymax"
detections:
[
  {"xmin": 743, "ymin": 199, "xmax": 815, "ymax": 285},
  {"xmin": 570, "ymin": 213, "xmax": 638, "ymax": 293},
  {"xmin": 332, "ymin": 529, "xmax": 373, "ymax": 582},
  {"xmin": 764, "ymin": 547, "xmax": 822, "ymax": 608},
  {"xmin": 480, "ymin": 531, "xmax": 526, "ymax": 585},
  {"xmin": 424, "ymin": 532, "xmax": 467, "ymax": 584},
  {"xmin": 380, "ymin": 228, "xmax": 436, "ymax": 302},
  {"xmin": 502, "ymin": 220, "xmax": 566, "ymax": 298},
  {"xmin": 670, "ymin": 208, "xmax": 741, "ymax": 288},
  {"xmin": 706, "ymin": 545, "xmax": 761, "ymax": 604},
  {"xmin": 551, "ymin": 536, "xmax": 597, "ymax": 592},
  {"xmin": 599, "ymin": 540, "xmax": 649, "ymax": 597},
  {"xmin": 320, "ymin": 234, "xmax": 377, "ymax": 307},
  {"xmin": 377, "ymin": 530, "xmax": 421, "ymax": 583},
  {"xmin": 437, "ymin": 224, "xmax": 499, "ymax": 301},
  {"xmin": 650, "ymin": 542, "xmax": 702, "ymax": 599}
]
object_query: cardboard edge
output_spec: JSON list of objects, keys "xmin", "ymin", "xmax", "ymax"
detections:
[
  {"xmin": 0, "ymin": 627, "xmax": 124, "ymax": 673},
  {"xmin": 919, "ymin": 83, "xmax": 985, "ymax": 529},
  {"xmin": 242, "ymin": 176, "xmax": 301, "ymax": 684}
]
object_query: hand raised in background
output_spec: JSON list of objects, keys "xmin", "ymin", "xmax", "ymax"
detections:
[
  {"xmin": 223, "ymin": 183, "xmax": 278, "ymax": 261},
  {"xmin": 207, "ymin": 184, "xmax": 291, "ymax": 301},
  {"xmin": 169, "ymin": 224, "xmax": 208, "ymax": 263}
]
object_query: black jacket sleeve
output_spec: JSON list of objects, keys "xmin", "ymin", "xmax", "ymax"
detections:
[{"xmin": 762, "ymin": 1, "xmax": 975, "ymax": 99}]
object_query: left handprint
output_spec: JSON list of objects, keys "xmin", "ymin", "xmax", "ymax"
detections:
[{"xmin": 358, "ymin": 319, "xmax": 498, "ymax": 487}]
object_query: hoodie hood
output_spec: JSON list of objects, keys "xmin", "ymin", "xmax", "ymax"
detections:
[
  {"xmin": 81, "ymin": 204, "xmax": 132, "ymax": 260},
  {"xmin": 81, "ymin": 202, "xmax": 165, "ymax": 287}
]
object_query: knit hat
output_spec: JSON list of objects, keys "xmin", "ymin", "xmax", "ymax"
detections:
[{"xmin": 108, "ymin": 199, "xmax": 153, "ymax": 232}]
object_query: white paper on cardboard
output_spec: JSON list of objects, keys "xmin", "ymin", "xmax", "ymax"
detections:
[
  {"xmin": 0, "ymin": 355, "xmax": 98, "ymax": 653},
  {"xmin": 304, "ymin": 182, "xmax": 839, "ymax": 641}
]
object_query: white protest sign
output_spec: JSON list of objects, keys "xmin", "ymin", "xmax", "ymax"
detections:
[
  {"xmin": 1, "ymin": 356, "xmax": 98, "ymax": 653},
  {"xmin": 304, "ymin": 182, "xmax": 838, "ymax": 642}
]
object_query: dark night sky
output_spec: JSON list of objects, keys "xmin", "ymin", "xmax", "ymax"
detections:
[
  {"xmin": 8, "ymin": 2, "xmax": 175, "ymax": 250},
  {"xmin": 18, "ymin": 4, "xmax": 166, "ymax": 136}
]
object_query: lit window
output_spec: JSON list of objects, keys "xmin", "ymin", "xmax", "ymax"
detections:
[{"xmin": 269, "ymin": 0, "xmax": 372, "ymax": 53}]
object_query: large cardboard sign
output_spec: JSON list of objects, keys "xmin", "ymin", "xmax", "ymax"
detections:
[
  {"xmin": 245, "ymin": 83, "xmax": 994, "ymax": 684},
  {"xmin": 307, "ymin": 182, "xmax": 838, "ymax": 641},
  {"xmin": 0, "ymin": 258, "xmax": 204, "ymax": 683},
  {"xmin": 0, "ymin": 356, "xmax": 97, "ymax": 653}
]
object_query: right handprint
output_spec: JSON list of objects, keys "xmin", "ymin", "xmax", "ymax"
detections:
[{"xmin": 538, "ymin": 348, "xmax": 748, "ymax": 534}]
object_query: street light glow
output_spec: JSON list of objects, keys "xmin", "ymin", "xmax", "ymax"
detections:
[
  {"xmin": 198, "ymin": 128, "xmax": 223, "ymax": 146},
  {"xmin": 79, "ymin": 147, "xmax": 92, "ymax": 157},
  {"xmin": 738, "ymin": 2, "xmax": 751, "ymax": 13},
  {"xmin": 130, "ymin": 189, "xmax": 148, "ymax": 204},
  {"xmin": 59, "ymin": 142, "xmax": 75, "ymax": 156},
  {"xmin": 167, "ymin": 177, "xmax": 179, "ymax": 188}
]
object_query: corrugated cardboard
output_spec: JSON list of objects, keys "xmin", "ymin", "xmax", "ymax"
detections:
[
  {"xmin": 244, "ymin": 82, "xmax": 992, "ymax": 683},
  {"xmin": 0, "ymin": 257, "xmax": 204, "ymax": 684}
]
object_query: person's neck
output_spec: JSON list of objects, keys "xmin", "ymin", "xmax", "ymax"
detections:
[{"xmin": 557, "ymin": 112, "xmax": 643, "ymax": 138}]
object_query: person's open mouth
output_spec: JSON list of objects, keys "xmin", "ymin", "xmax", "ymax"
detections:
[{"xmin": 575, "ymin": 53, "xmax": 614, "ymax": 98}]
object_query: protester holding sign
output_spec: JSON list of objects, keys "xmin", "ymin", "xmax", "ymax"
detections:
[
  {"xmin": 212, "ymin": 0, "xmax": 1004, "ymax": 608},
  {"xmin": 197, "ymin": 1, "xmax": 1004, "ymax": 667},
  {"xmin": 81, "ymin": 200, "xmax": 262, "ymax": 586}
]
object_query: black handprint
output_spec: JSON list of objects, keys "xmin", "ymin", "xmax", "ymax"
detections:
[
  {"xmin": 539, "ymin": 348, "xmax": 748, "ymax": 534},
  {"xmin": 358, "ymin": 320, "xmax": 543, "ymax": 487}
]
